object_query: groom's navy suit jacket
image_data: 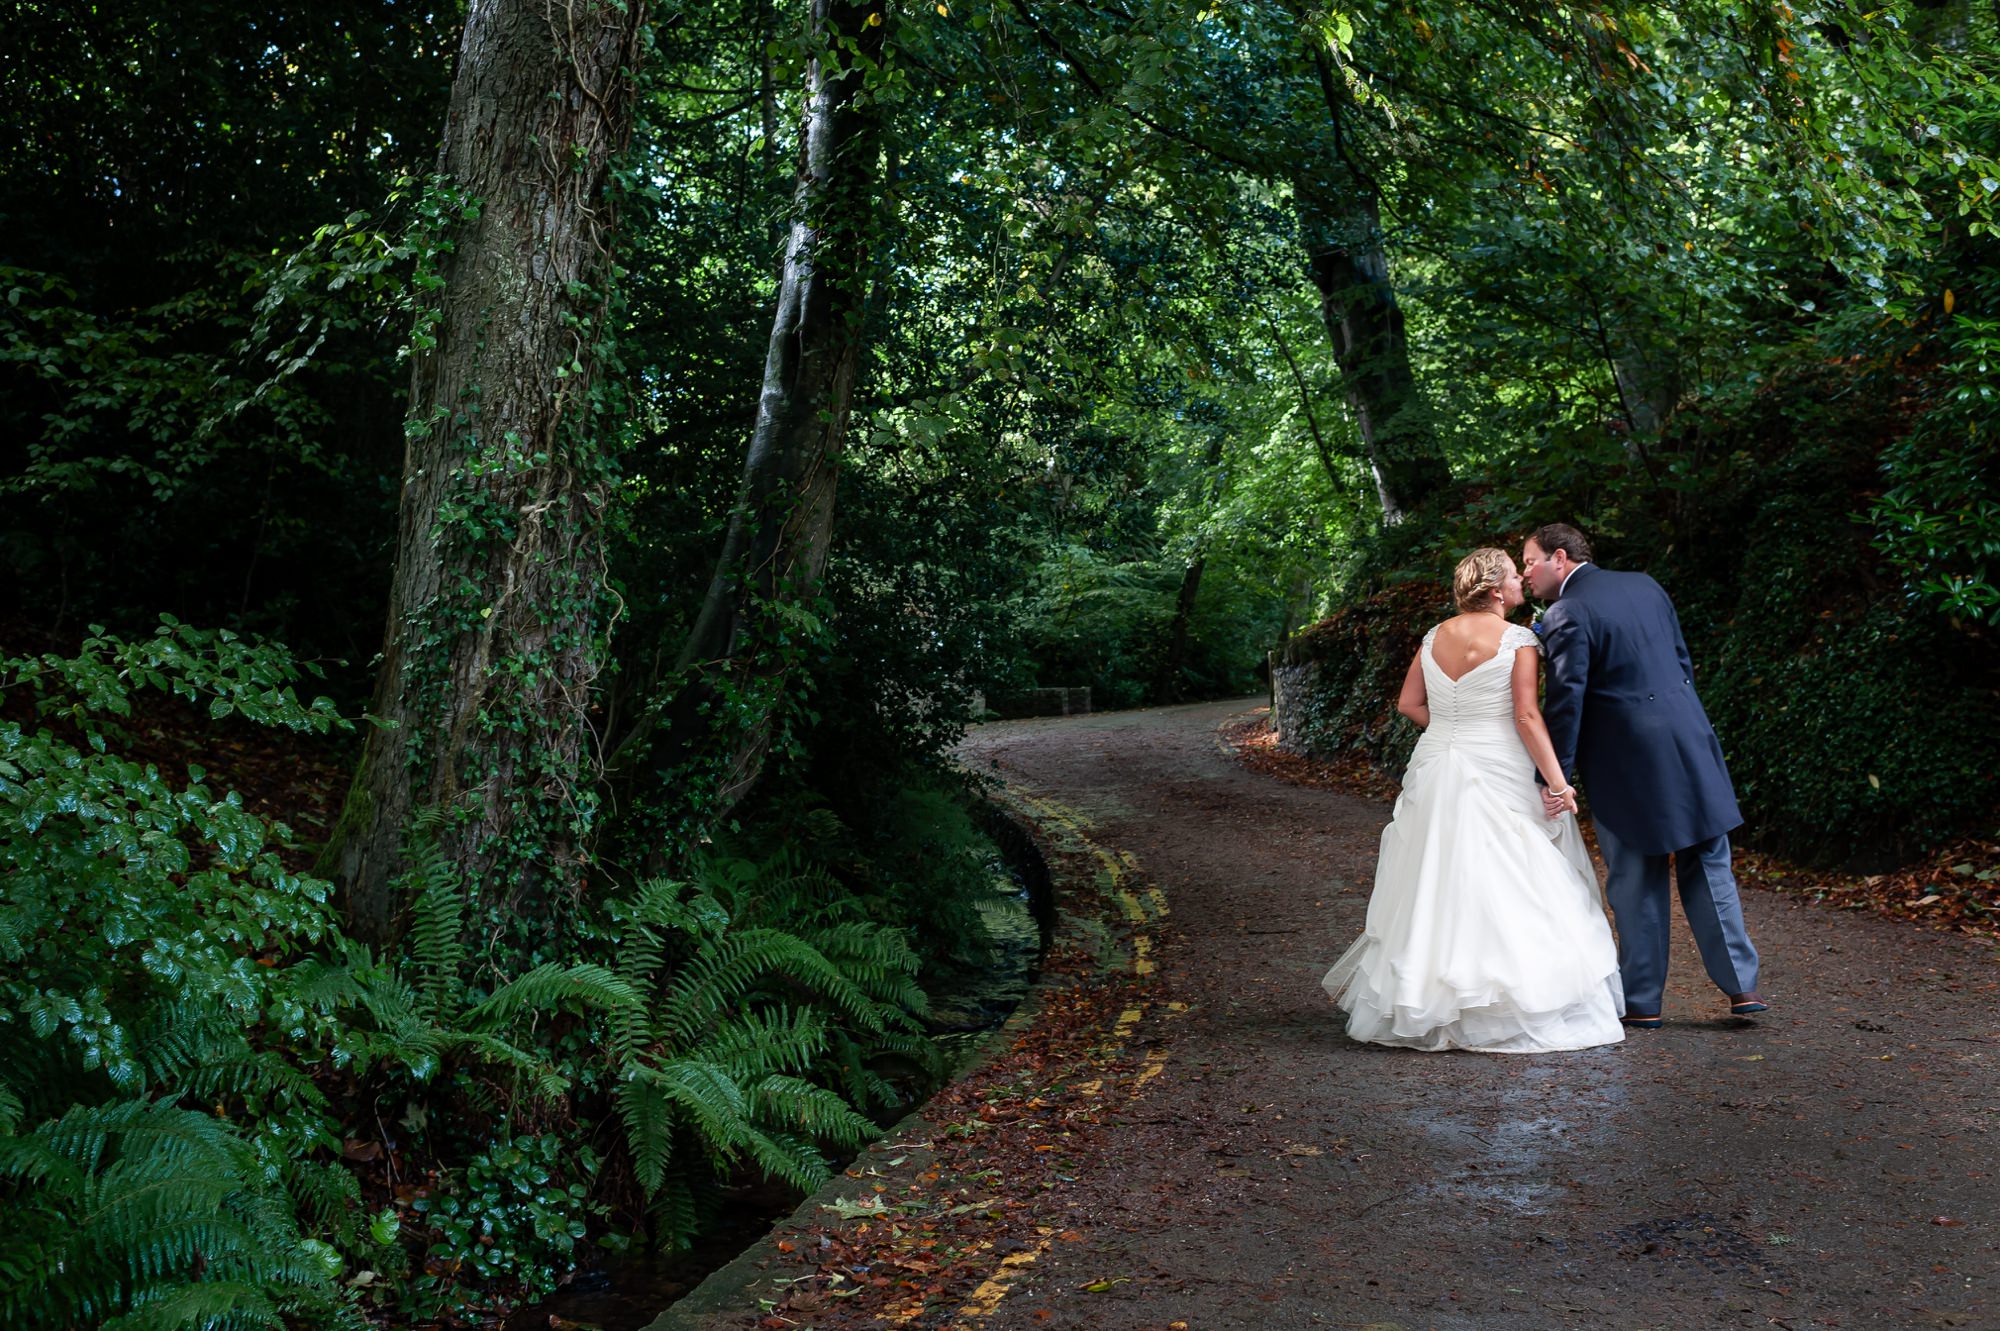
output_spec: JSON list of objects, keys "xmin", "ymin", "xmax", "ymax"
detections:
[{"xmin": 1539, "ymin": 563, "xmax": 1742, "ymax": 856}]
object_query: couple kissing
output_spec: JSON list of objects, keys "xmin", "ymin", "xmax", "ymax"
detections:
[{"xmin": 1322, "ymin": 523, "xmax": 1765, "ymax": 1052}]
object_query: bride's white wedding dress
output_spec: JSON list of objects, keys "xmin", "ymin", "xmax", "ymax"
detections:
[{"xmin": 1322, "ymin": 622, "xmax": 1625, "ymax": 1052}]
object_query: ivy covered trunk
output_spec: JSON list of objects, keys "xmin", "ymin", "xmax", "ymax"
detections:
[
  {"xmin": 326, "ymin": 0, "xmax": 648, "ymax": 946},
  {"xmin": 611, "ymin": 0, "xmax": 886, "ymax": 840},
  {"xmin": 1297, "ymin": 184, "xmax": 1450, "ymax": 521}
]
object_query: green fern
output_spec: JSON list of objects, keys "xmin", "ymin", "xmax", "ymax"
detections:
[
  {"xmin": 400, "ymin": 814, "xmax": 467, "ymax": 1020},
  {"xmin": 661, "ymin": 927, "xmax": 883, "ymax": 1043},
  {"xmin": 0, "ymin": 1099, "xmax": 356, "ymax": 1331},
  {"xmin": 613, "ymin": 1074, "xmax": 678, "ymax": 1195},
  {"xmin": 462, "ymin": 961, "xmax": 642, "ymax": 1029},
  {"xmin": 98, "ymin": 1283, "xmax": 284, "ymax": 1331},
  {"xmin": 601, "ymin": 859, "xmax": 940, "ymax": 1248}
]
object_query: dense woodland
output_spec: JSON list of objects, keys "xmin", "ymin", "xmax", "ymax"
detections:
[{"xmin": 1, "ymin": 0, "xmax": 1996, "ymax": 1325}]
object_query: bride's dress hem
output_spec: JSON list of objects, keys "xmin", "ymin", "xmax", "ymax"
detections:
[{"xmin": 1323, "ymin": 936, "xmax": 1625, "ymax": 1054}]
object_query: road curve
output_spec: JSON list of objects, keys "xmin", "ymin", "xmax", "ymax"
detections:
[{"xmin": 953, "ymin": 698, "xmax": 1998, "ymax": 1331}]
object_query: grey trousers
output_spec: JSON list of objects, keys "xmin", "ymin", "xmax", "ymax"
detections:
[{"xmin": 1594, "ymin": 822, "xmax": 1760, "ymax": 1016}]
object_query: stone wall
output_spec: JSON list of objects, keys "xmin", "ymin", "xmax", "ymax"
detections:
[{"xmin": 1268, "ymin": 656, "xmax": 1328, "ymax": 757}]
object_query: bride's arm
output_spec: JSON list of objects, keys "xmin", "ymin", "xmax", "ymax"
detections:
[
  {"xmin": 1396, "ymin": 650, "xmax": 1430, "ymax": 729},
  {"xmin": 1511, "ymin": 648, "xmax": 1577, "ymax": 814}
]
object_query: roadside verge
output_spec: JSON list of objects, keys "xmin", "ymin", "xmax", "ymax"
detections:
[{"xmin": 641, "ymin": 782, "xmax": 1182, "ymax": 1331}]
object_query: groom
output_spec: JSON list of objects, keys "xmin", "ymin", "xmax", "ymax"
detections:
[{"xmin": 1522, "ymin": 523, "xmax": 1765, "ymax": 1027}]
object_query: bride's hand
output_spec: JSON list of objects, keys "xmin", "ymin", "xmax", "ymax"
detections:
[{"xmin": 1543, "ymin": 784, "xmax": 1578, "ymax": 819}]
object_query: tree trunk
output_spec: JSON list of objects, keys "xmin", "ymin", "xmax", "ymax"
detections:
[
  {"xmin": 325, "ymin": 0, "xmax": 649, "ymax": 946},
  {"xmin": 608, "ymin": 0, "xmax": 886, "ymax": 835},
  {"xmin": 1611, "ymin": 335, "xmax": 1683, "ymax": 441},
  {"xmin": 1295, "ymin": 44, "xmax": 1450, "ymax": 522},
  {"xmin": 1153, "ymin": 557, "xmax": 1207, "ymax": 704},
  {"xmin": 1296, "ymin": 184, "xmax": 1451, "ymax": 521},
  {"xmin": 1151, "ymin": 431, "xmax": 1228, "ymax": 704}
]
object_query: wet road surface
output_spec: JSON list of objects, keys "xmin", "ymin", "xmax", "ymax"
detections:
[{"xmin": 952, "ymin": 699, "xmax": 1999, "ymax": 1331}]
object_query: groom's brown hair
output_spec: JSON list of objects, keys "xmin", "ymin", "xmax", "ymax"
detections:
[{"xmin": 1529, "ymin": 522, "xmax": 1593, "ymax": 563}]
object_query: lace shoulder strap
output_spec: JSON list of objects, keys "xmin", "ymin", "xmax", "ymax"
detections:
[
  {"xmin": 1502, "ymin": 622, "xmax": 1542, "ymax": 654},
  {"xmin": 1422, "ymin": 624, "xmax": 1440, "ymax": 651}
]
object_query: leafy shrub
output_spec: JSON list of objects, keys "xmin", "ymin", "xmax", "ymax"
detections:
[
  {"xmin": 1272, "ymin": 579, "xmax": 1435, "ymax": 774},
  {"xmin": 0, "ymin": 620, "xmax": 360, "ymax": 1329},
  {"xmin": 1013, "ymin": 544, "xmax": 1179, "ymax": 708},
  {"xmin": 1703, "ymin": 601, "xmax": 1996, "ymax": 867},
  {"xmin": 411, "ymin": 1136, "xmax": 603, "ymax": 1313}
]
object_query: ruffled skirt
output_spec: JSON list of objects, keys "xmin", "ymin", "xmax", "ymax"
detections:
[{"xmin": 1323, "ymin": 729, "xmax": 1625, "ymax": 1053}]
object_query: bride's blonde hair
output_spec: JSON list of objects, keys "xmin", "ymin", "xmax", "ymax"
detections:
[{"xmin": 1452, "ymin": 547, "xmax": 1512, "ymax": 612}]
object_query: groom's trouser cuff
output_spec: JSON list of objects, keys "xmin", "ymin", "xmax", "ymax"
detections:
[{"xmin": 1674, "ymin": 834, "xmax": 1759, "ymax": 996}]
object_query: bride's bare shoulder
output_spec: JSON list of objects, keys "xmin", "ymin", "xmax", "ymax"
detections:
[{"xmin": 1434, "ymin": 612, "xmax": 1504, "ymax": 642}]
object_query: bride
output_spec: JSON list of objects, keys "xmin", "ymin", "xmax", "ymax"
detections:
[{"xmin": 1322, "ymin": 548, "xmax": 1625, "ymax": 1052}]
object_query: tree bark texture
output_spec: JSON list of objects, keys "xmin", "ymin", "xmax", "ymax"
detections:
[
  {"xmin": 1611, "ymin": 334, "xmax": 1683, "ymax": 442},
  {"xmin": 1297, "ymin": 184, "xmax": 1451, "ymax": 522},
  {"xmin": 327, "ymin": 0, "xmax": 648, "ymax": 946},
  {"xmin": 613, "ymin": 0, "xmax": 885, "ymax": 830},
  {"xmin": 1295, "ymin": 44, "xmax": 1450, "ymax": 521},
  {"xmin": 1151, "ymin": 430, "xmax": 1227, "ymax": 704}
]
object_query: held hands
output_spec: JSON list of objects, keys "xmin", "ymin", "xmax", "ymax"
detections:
[{"xmin": 1541, "ymin": 783, "xmax": 1579, "ymax": 819}]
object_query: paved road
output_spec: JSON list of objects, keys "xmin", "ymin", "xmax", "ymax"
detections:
[{"xmin": 952, "ymin": 699, "xmax": 1999, "ymax": 1331}]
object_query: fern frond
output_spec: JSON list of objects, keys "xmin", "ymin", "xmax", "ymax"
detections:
[
  {"xmin": 178, "ymin": 1048, "xmax": 328, "ymax": 1112},
  {"xmin": 341, "ymin": 967, "xmax": 452, "ymax": 1078},
  {"xmin": 623, "ymin": 876, "xmax": 727, "ymax": 940},
  {"xmin": 136, "ymin": 1001, "xmax": 244, "ymax": 1090},
  {"xmin": 98, "ymin": 1279, "xmax": 284, "ymax": 1331},
  {"xmin": 400, "ymin": 816, "xmax": 465, "ymax": 1020},
  {"xmin": 642, "ymin": 1059, "xmax": 753, "ymax": 1167},
  {"xmin": 461, "ymin": 962, "xmax": 642, "ymax": 1031},
  {"xmin": 280, "ymin": 1155, "xmax": 362, "ymax": 1243},
  {"xmin": 79, "ymin": 1205, "xmax": 246, "ymax": 1286},
  {"xmin": 740, "ymin": 853, "xmax": 848, "ymax": 930},
  {"xmin": 750, "ymin": 1075, "xmax": 877, "ymax": 1149},
  {"xmin": 732, "ymin": 1121, "xmax": 833, "ymax": 1193},
  {"xmin": 612, "ymin": 1074, "xmax": 677, "ymax": 1196},
  {"xmin": 443, "ymin": 1031, "xmax": 569, "ymax": 1101},
  {"xmin": 865, "ymin": 1029, "xmax": 944, "ymax": 1079},
  {"xmin": 3, "ymin": 1098, "xmax": 243, "ymax": 1193},
  {"xmin": 802, "ymin": 919, "xmax": 929, "ymax": 1020},
  {"xmin": 0, "ymin": 1131, "xmax": 84, "ymax": 1194},
  {"xmin": 693, "ymin": 1005, "xmax": 830, "ymax": 1080},
  {"xmin": 284, "ymin": 951, "xmax": 372, "ymax": 1010},
  {"xmin": 662, "ymin": 928, "xmax": 883, "ymax": 1044},
  {"xmin": 648, "ymin": 1170, "xmax": 702, "ymax": 1252}
]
